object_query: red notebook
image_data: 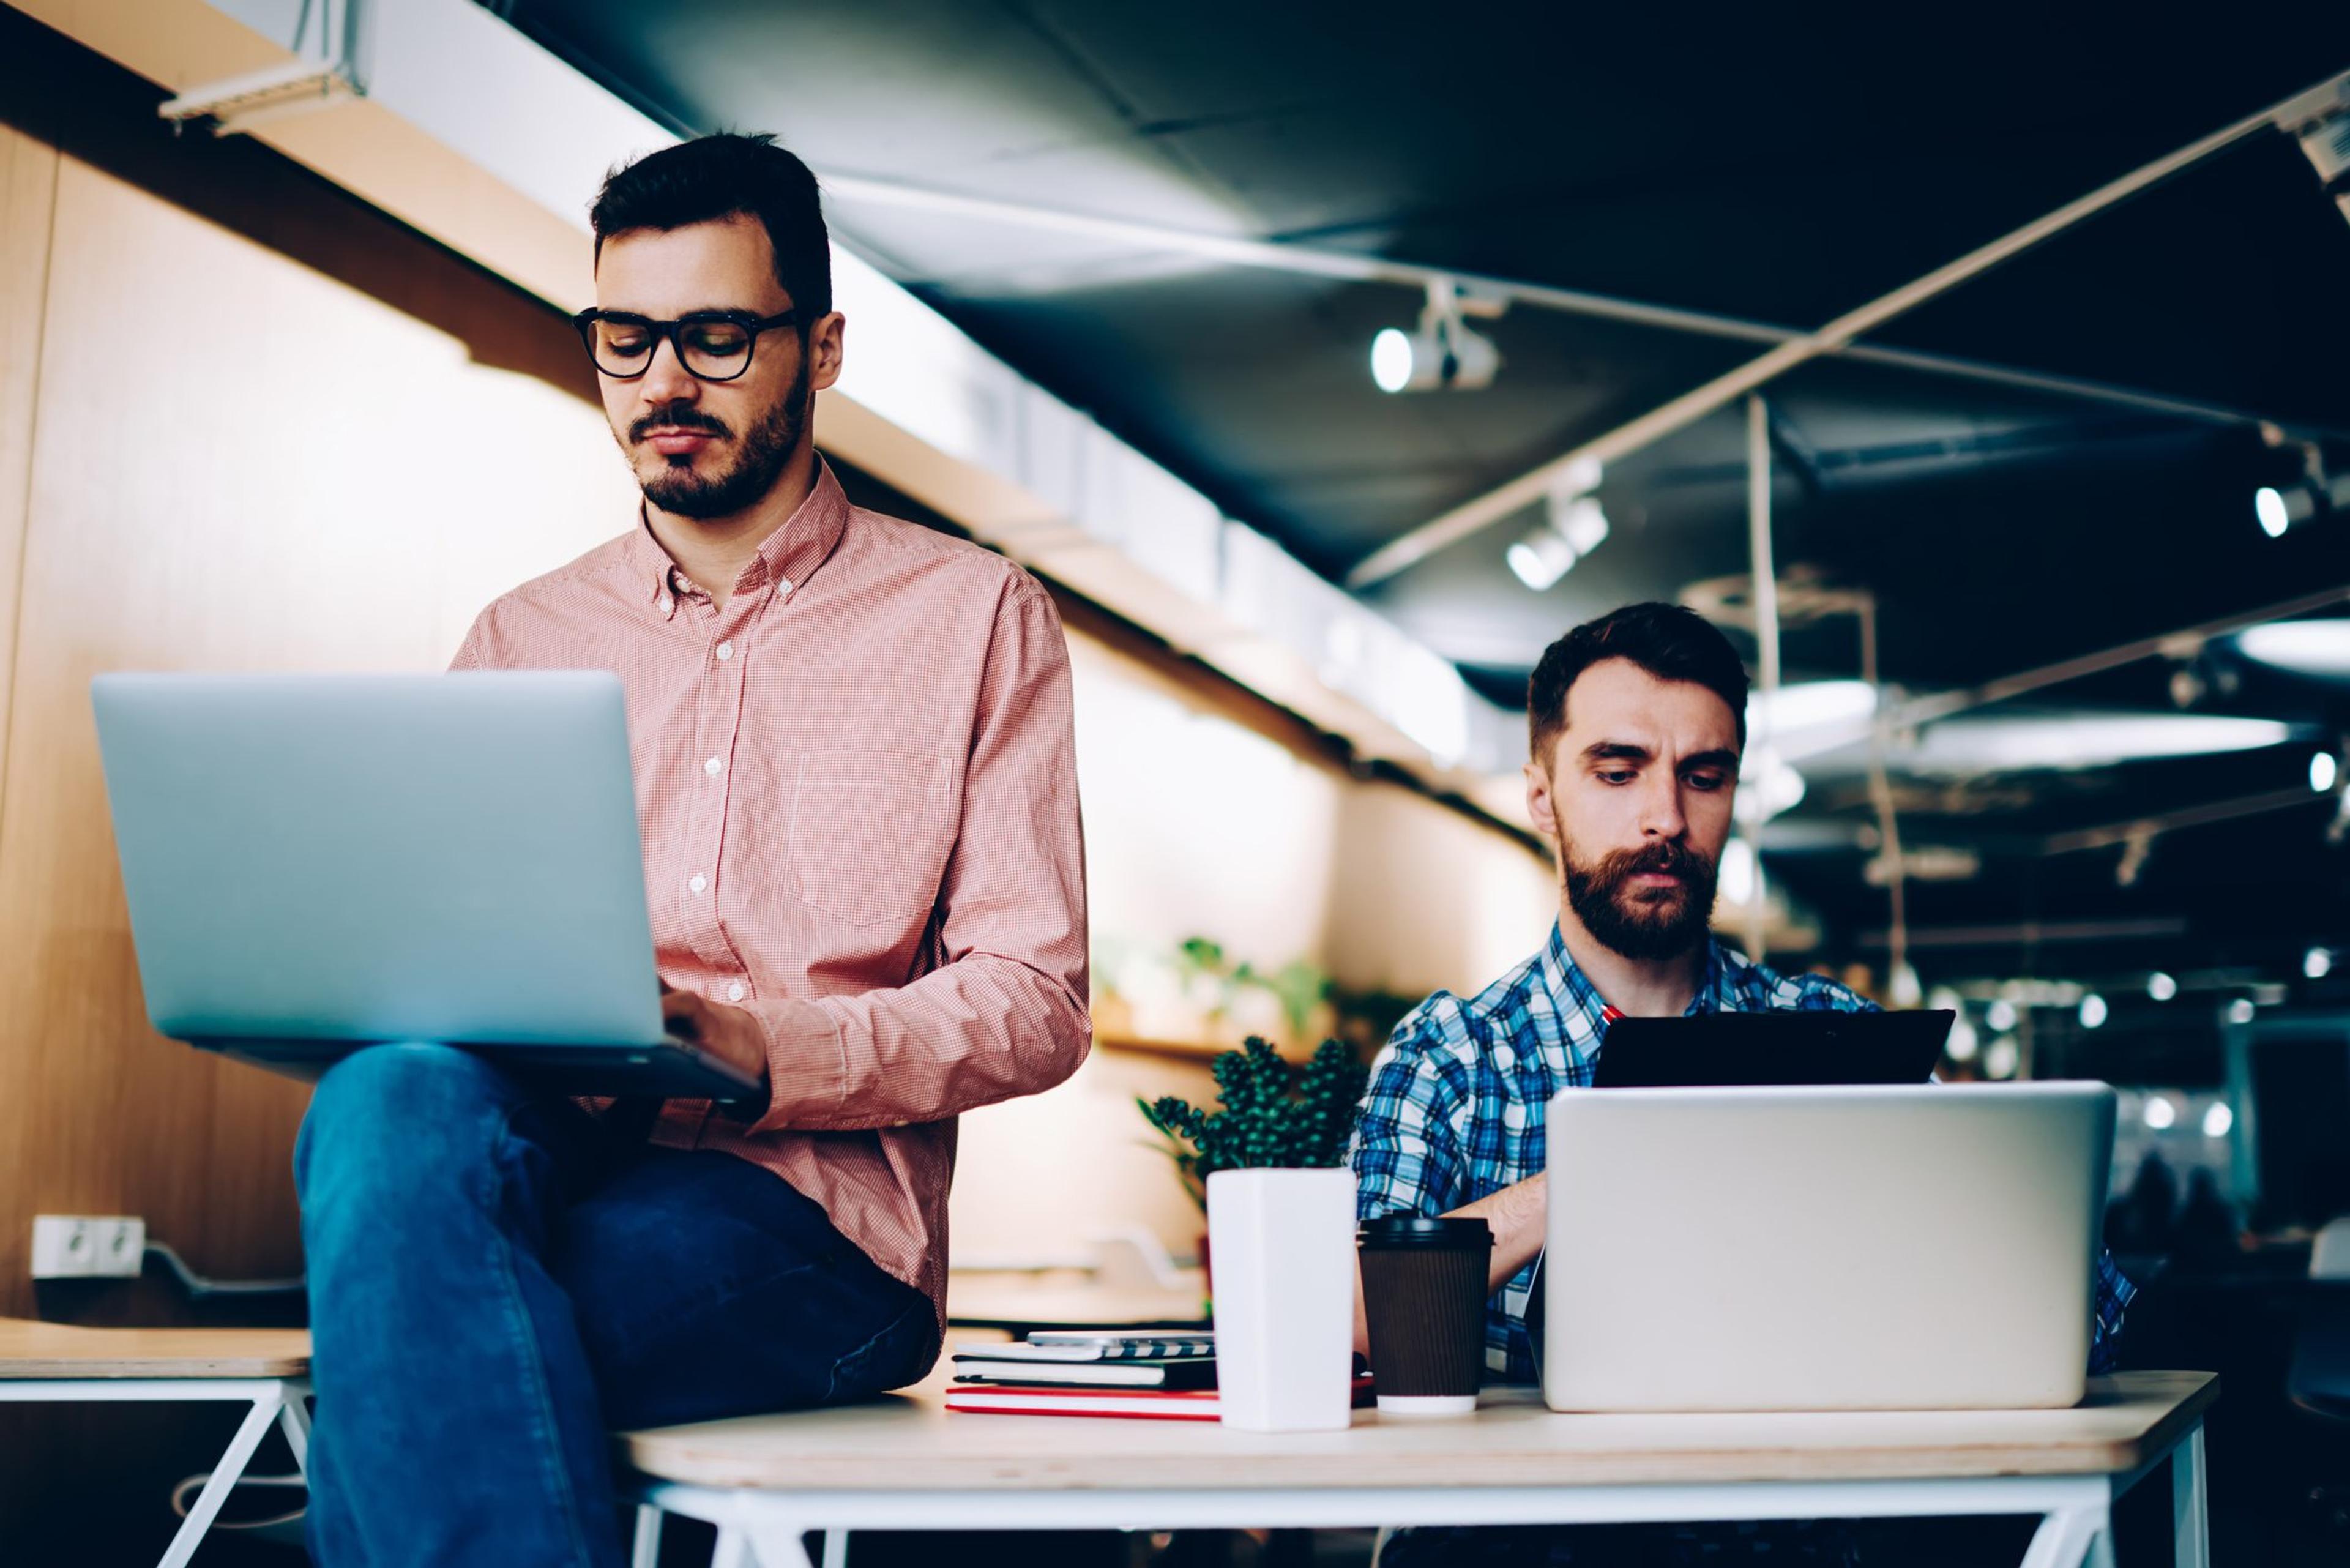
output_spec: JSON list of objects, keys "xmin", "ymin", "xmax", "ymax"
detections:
[{"xmin": 944, "ymin": 1375, "xmax": 1374, "ymax": 1422}]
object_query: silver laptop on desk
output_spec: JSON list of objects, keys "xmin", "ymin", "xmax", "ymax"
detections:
[
  {"xmin": 1542, "ymin": 1082, "xmax": 2116, "ymax": 1413},
  {"xmin": 92, "ymin": 671, "xmax": 763, "ymax": 1101}
]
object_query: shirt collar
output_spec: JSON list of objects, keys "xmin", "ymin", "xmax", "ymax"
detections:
[
  {"xmin": 623, "ymin": 457, "xmax": 852, "ymax": 611},
  {"xmin": 1537, "ymin": 920, "xmax": 1731, "ymax": 1028}
]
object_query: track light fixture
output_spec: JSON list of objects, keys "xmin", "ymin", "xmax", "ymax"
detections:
[
  {"xmin": 1505, "ymin": 459, "xmax": 1607, "ymax": 591},
  {"xmin": 1371, "ymin": 278, "xmax": 1504, "ymax": 394},
  {"xmin": 2250, "ymin": 426, "xmax": 2350, "ymax": 538},
  {"xmin": 2275, "ymin": 72, "xmax": 2350, "ymax": 233}
]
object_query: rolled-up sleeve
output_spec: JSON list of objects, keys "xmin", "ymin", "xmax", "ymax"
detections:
[{"xmin": 748, "ymin": 583, "xmax": 1089, "ymax": 1133}]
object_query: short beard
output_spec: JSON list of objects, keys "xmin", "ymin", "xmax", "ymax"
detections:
[
  {"xmin": 628, "ymin": 359, "xmax": 808, "ymax": 520},
  {"xmin": 1560, "ymin": 837, "xmax": 1718, "ymax": 962}
]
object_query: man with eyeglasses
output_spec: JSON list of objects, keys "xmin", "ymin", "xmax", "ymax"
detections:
[{"xmin": 291, "ymin": 133, "xmax": 1091, "ymax": 1567}]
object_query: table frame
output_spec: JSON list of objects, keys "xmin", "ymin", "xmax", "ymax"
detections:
[
  {"xmin": 0, "ymin": 1375, "xmax": 311, "ymax": 1568},
  {"xmin": 632, "ymin": 1413, "xmax": 2206, "ymax": 1568}
]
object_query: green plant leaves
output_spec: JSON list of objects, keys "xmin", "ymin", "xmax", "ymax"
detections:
[{"xmin": 1138, "ymin": 1036, "xmax": 1370, "ymax": 1209}]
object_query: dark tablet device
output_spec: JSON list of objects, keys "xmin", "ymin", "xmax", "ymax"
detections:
[{"xmin": 1591, "ymin": 1009, "xmax": 1953, "ymax": 1088}]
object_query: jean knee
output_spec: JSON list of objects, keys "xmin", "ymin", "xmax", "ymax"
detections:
[{"xmin": 296, "ymin": 1043, "xmax": 512, "ymax": 1214}]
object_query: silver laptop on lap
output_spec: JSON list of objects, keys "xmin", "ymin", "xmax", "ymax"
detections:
[
  {"xmin": 1542, "ymin": 1081, "xmax": 2116, "ymax": 1413},
  {"xmin": 92, "ymin": 671, "xmax": 763, "ymax": 1102}
]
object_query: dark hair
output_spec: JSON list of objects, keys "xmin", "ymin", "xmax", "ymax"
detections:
[
  {"xmin": 590, "ymin": 133, "xmax": 830, "ymax": 321},
  {"xmin": 1527, "ymin": 602, "xmax": 1749, "ymax": 766}
]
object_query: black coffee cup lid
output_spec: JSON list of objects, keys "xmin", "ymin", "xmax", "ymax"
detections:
[{"xmin": 1357, "ymin": 1215, "xmax": 1493, "ymax": 1248}]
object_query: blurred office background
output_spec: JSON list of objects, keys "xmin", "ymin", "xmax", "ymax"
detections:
[{"xmin": 6, "ymin": 1, "xmax": 2350, "ymax": 1561}]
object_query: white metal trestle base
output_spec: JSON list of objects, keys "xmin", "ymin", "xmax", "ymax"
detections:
[
  {"xmin": 0, "ymin": 1376, "xmax": 311, "ymax": 1568},
  {"xmin": 636, "ymin": 1418, "xmax": 2208, "ymax": 1568}
]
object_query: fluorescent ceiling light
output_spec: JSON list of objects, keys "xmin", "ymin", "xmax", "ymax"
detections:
[
  {"xmin": 1748, "ymin": 680, "xmax": 1878, "ymax": 760},
  {"xmin": 1892, "ymin": 712, "xmax": 2294, "ymax": 775},
  {"xmin": 2315, "ymin": 751, "xmax": 2340, "ymax": 793},
  {"xmin": 2237, "ymin": 620, "xmax": 2350, "ymax": 678}
]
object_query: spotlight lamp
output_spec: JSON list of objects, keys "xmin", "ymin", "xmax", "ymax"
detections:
[
  {"xmin": 2250, "ymin": 425, "xmax": 2350, "ymax": 537},
  {"xmin": 2275, "ymin": 72, "xmax": 2350, "ymax": 232},
  {"xmin": 1506, "ymin": 527, "xmax": 1576, "ymax": 591},
  {"xmin": 1370, "ymin": 277, "xmax": 1504, "ymax": 394},
  {"xmin": 1506, "ymin": 460, "xmax": 1610, "ymax": 591}
]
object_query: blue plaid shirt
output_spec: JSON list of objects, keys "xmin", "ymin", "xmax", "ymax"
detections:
[{"xmin": 1349, "ymin": 924, "xmax": 2137, "ymax": 1384}]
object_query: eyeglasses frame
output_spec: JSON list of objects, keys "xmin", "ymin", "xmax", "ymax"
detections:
[{"xmin": 571, "ymin": 307, "xmax": 803, "ymax": 383}]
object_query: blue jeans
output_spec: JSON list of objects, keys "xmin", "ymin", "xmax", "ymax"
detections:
[{"xmin": 294, "ymin": 1043, "xmax": 938, "ymax": 1568}]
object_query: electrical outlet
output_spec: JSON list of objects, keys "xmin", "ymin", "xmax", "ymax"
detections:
[
  {"xmin": 31, "ymin": 1215, "xmax": 144, "ymax": 1279},
  {"xmin": 88, "ymin": 1217, "xmax": 145, "ymax": 1277}
]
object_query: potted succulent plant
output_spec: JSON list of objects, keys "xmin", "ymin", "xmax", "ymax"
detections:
[
  {"xmin": 1140, "ymin": 1037, "xmax": 1369, "ymax": 1432},
  {"xmin": 1138, "ymin": 1036, "xmax": 1369, "ymax": 1208}
]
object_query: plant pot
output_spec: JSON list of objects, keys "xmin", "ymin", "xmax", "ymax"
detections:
[{"xmin": 1205, "ymin": 1167, "xmax": 1356, "ymax": 1432}]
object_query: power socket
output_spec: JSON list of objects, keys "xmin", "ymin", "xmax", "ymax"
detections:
[{"xmin": 31, "ymin": 1215, "xmax": 146, "ymax": 1279}]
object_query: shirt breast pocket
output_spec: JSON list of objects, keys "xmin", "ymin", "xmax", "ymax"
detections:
[{"xmin": 787, "ymin": 749, "xmax": 957, "ymax": 928}]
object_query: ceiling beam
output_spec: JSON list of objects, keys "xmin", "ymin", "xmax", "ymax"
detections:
[
  {"xmin": 1892, "ymin": 580, "xmax": 2350, "ymax": 731},
  {"xmin": 1341, "ymin": 66, "xmax": 2350, "ymax": 591},
  {"xmin": 2041, "ymin": 786, "xmax": 2324, "ymax": 857}
]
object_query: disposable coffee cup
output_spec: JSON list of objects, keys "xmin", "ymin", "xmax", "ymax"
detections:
[{"xmin": 1357, "ymin": 1215, "xmax": 1493, "ymax": 1417}]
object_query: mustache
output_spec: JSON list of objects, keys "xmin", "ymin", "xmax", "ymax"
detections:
[
  {"xmin": 1608, "ymin": 840, "xmax": 1707, "ymax": 882},
  {"xmin": 629, "ymin": 403, "xmax": 733, "ymax": 444}
]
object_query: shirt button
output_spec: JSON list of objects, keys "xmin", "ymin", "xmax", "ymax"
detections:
[
  {"xmin": 726, "ymin": 982, "xmax": 747, "ymax": 1003},
  {"xmin": 657, "ymin": 597, "xmax": 672, "ymax": 614},
  {"xmin": 704, "ymin": 757, "xmax": 723, "ymax": 777},
  {"xmin": 778, "ymin": 577, "xmax": 793, "ymax": 595},
  {"xmin": 715, "ymin": 641, "xmax": 734, "ymax": 661},
  {"xmin": 688, "ymin": 874, "xmax": 707, "ymax": 894}
]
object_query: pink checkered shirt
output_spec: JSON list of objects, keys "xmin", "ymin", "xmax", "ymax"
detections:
[{"xmin": 452, "ymin": 461, "xmax": 1091, "ymax": 1332}]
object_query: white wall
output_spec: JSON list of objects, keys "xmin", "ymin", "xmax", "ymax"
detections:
[{"xmin": 949, "ymin": 633, "xmax": 1557, "ymax": 1266}]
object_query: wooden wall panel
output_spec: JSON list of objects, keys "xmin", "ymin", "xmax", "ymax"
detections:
[
  {"xmin": 0, "ymin": 124, "xmax": 52, "ymax": 810},
  {"xmin": 0, "ymin": 151, "xmax": 631, "ymax": 1314}
]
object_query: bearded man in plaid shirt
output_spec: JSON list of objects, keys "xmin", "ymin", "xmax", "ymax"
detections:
[{"xmin": 1351, "ymin": 602, "xmax": 2133, "ymax": 1567}]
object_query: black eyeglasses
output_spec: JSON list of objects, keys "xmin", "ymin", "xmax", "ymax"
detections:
[{"xmin": 572, "ymin": 308, "xmax": 800, "ymax": 382}]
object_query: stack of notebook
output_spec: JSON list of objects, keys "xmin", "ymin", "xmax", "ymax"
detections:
[{"xmin": 944, "ymin": 1332, "xmax": 1224, "ymax": 1420}]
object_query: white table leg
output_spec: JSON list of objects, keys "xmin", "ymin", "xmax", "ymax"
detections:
[
  {"xmin": 2172, "ymin": 1422, "xmax": 2209, "ymax": 1568},
  {"xmin": 275, "ymin": 1383, "xmax": 311, "ymax": 1474},
  {"xmin": 711, "ymin": 1524, "xmax": 753, "ymax": 1568},
  {"xmin": 632, "ymin": 1503, "xmax": 663, "ymax": 1568},
  {"xmin": 2019, "ymin": 1504, "xmax": 2111, "ymax": 1568},
  {"xmin": 156, "ymin": 1392, "xmax": 283, "ymax": 1568},
  {"xmin": 820, "ymin": 1528, "xmax": 847, "ymax": 1568},
  {"xmin": 746, "ymin": 1521, "xmax": 819, "ymax": 1568}
]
